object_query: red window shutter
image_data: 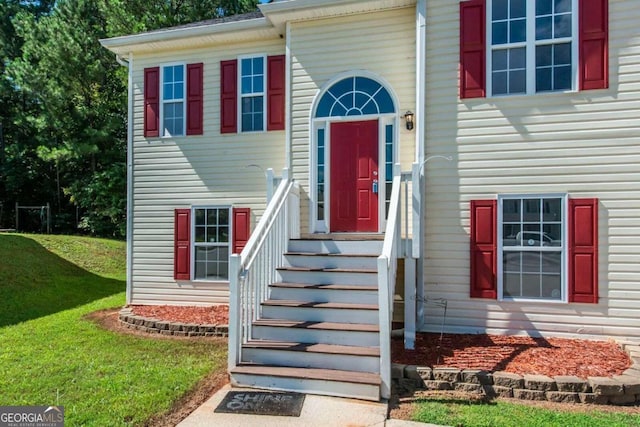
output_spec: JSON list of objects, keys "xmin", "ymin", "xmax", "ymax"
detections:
[
  {"xmin": 470, "ymin": 200, "xmax": 497, "ymax": 299},
  {"xmin": 220, "ymin": 59, "xmax": 237, "ymax": 134},
  {"xmin": 460, "ymin": 0, "xmax": 486, "ymax": 99},
  {"xmin": 174, "ymin": 209, "xmax": 191, "ymax": 280},
  {"xmin": 579, "ymin": 0, "xmax": 608, "ymax": 90},
  {"xmin": 267, "ymin": 55, "xmax": 286, "ymax": 131},
  {"xmin": 186, "ymin": 63, "xmax": 203, "ymax": 135},
  {"xmin": 144, "ymin": 67, "xmax": 160, "ymax": 137},
  {"xmin": 232, "ymin": 207, "xmax": 251, "ymax": 254},
  {"xmin": 568, "ymin": 199, "xmax": 598, "ymax": 303}
]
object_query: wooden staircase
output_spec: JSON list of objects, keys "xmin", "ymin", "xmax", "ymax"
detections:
[{"xmin": 229, "ymin": 237, "xmax": 384, "ymax": 401}]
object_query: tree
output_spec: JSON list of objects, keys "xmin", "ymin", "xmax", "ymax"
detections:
[{"xmin": 3, "ymin": 0, "xmax": 259, "ymax": 237}]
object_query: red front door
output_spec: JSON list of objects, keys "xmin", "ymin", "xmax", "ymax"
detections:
[{"xmin": 330, "ymin": 120, "xmax": 379, "ymax": 232}]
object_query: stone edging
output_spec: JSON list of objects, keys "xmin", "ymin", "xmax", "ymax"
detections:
[
  {"xmin": 118, "ymin": 308, "xmax": 228, "ymax": 337},
  {"xmin": 392, "ymin": 340, "xmax": 640, "ymax": 406}
]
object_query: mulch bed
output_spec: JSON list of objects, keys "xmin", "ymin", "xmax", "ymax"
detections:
[
  {"xmin": 130, "ymin": 304, "xmax": 229, "ymax": 325},
  {"xmin": 392, "ymin": 333, "xmax": 631, "ymax": 379},
  {"xmin": 126, "ymin": 305, "xmax": 631, "ymax": 379}
]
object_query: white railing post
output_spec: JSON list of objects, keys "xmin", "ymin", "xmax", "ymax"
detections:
[
  {"xmin": 228, "ymin": 254, "xmax": 242, "ymax": 370},
  {"xmin": 412, "ymin": 162, "xmax": 421, "ymax": 259},
  {"xmin": 266, "ymin": 168, "xmax": 275, "ymax": 203},
  {"xmin": 378, "ymin": 165, "xmax": 402, "ymax": 400},
  {"xmin": 377, "ymin": 256, "xmax": 391, "ymax": 400},
  {"xmin": 403, "ymin": 161, "xmax": 421, "ymax": 350}
]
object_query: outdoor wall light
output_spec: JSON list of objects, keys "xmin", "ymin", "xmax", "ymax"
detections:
[{"xmin": 404, "ymin": 110, "xmax": 414, "ymax": 131}]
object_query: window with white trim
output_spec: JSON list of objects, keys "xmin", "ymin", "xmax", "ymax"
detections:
[
  {"xmin": 499, "ymin": 195, "xmax": 565, "ymax": 300},
  {"xmin": 193, "ymin": 207, "xmax": 230, "ymax": 281},
  {"xmin": 162, "ymin": 64, "xmax": 185, "ymax": 136},
  {"xmin": 489, "ymin": 0, "xmax": 576, "ymax": 96},
  {"xmin": 240, "ymin": 56, "xmax": 265, "ymax": 132}
]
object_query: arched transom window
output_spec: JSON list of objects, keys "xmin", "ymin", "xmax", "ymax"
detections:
[{"xmin": 315, "ymin": 76, "xmax": 395, "ymax": 118}]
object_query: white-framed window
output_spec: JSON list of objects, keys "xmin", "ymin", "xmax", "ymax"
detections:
[
  {"xmin": 192, "ymin": 207, "xmax": 230, "ymax": 281},
  {"xmin": 161, "ymin": 63, "xmax": 186, "ymax": 136},
  {"xmin": 498, "ymin": 194, "xmax": 567, "ymax": 301},
  {"xmin": 488, "ymin": 0, "xmax": 577, "ymax": 96},
  {"xmin": 239, "ymin": 55, "xmax": 266, "ymax": 132}
]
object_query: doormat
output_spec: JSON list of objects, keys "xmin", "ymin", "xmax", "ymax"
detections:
[{"xmin": 215, "ymin": 391, "xmax": 305, "ymax": 417}]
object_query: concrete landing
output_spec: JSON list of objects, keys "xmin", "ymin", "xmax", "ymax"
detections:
[{"xmin": 178, "ymin": 385, "xmax": 388, "ymax": 427}]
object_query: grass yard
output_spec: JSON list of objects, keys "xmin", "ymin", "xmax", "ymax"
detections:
[
  {"xmin": 408, "ymin": 395, "xmax": 640, "ymax": 427},
  {"xmin": 0, "ymin": 233, "xmax": 227, "ymax": 426}
]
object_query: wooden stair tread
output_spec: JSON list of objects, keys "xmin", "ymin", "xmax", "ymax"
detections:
[
  {"xmin": 232, "ymin": 365, "xmax": 382, "ymax": 385},
  {"xmin": 277, "ymin": 266, "xmax": 377, "ymax": 273},
  {"xmin": 270, "ymin": 282, "xmax": 378, "ymax": 291},
  {"xmin": 244, "ymin": 340, "xmax": 380, "ymax": 356},
  {"xmin": 285, "ymin": 252, "xmax": 378, "ymax": 258},
  {"xmin": 262, "ymin": 300, "xmax": 378, "ymax": 310},
  {"xmin": 252, "ymin": 318, "xmax": 379, "ymax": 332}
]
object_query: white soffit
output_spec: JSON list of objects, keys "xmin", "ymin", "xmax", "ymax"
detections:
[{"xmin": 260, "ymin": 0, "xmax": 417, "ymax": 31}]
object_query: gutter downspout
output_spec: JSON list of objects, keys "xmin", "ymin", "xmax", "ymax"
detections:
[
  {"xmin": 415, "ymin": 0, "xmax": 427, "ymax": 329},
  {"xmin": 116, "ymin": 53, "xmax": 134, "ymax": 305},
  {"xmin": 285, "ymin": 21, "xmax": 292, "ymax": 172}
]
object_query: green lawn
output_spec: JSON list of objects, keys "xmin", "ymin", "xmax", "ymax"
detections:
[
  {"xmin": 0, "ymin": 233, "xmax": 227, "ymax": 426},
  {"xmin": 410, "ymin": 396, "xmax": 640, "ymax": 427}
]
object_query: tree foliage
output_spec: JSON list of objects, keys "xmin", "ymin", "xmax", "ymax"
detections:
[{"xmin": 0, "ymin": 0, "xmax": 259, "ymax": 237}]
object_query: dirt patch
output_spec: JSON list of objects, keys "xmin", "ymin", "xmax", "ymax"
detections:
[
  {"xmin": 392, "ymin": 333, "xmax": 631, "ymax": 378},
  {"xmin": 141, "ymin": 371, "xmax": 227, "ymax": 427},
  {"xmin": 85, "ymin": 308, "xmax": 229, "ymax": 426}
]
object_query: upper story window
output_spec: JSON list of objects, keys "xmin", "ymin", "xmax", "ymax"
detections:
[
  {"xmin": 459, "ymin": 0, "xmax": 607, "ymax": 100},
  {"xmin": 240, "ymin": 56, "xmax": 265, "ymax": 132},
  {"xmin": 143, "ymin": 63, "xmax": 203, "ymax": 138},
  {"xmin": 489, "ymin": 0, "xmax": 576, "ymax": 96},
  {"xmin": 162, "ymin": 64, "xmax": 185, "ymax": 136},
  {"xmin": 220, "ymin": 55, "xmax": 284, "ymax": 134}
]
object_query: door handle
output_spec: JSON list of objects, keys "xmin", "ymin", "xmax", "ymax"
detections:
[{"xmin": 372, "ymin": 179, "xmax": 378, "ymax": 194}]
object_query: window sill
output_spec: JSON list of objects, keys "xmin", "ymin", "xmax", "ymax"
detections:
[
  {"xmin": 189, "ymin": 279, "xmax": 230, "ymax": 284},
  {"xmin": 486, "ymin": 88, "xmax": 578, "ymax": 101},
  {"xmin": 498, "ymin": 297, "xmax": 567, "ymax": 304}
]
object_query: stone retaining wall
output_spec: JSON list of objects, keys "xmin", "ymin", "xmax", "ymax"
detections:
[
  {"xmin": 393, "ymin": 340, "xmax": 640, "ymax": 406},
  {"xmin": 118, "ymin": 308, "xmax": 228, "ymax": 337}
]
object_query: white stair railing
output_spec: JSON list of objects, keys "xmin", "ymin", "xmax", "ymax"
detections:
[
  {"xmin": 228, "ymin": 169, "xmax": 300, "ymax": 370},
  {"xmin": 377, "ymin": 164, "xmax": 403, "ymax": 399}
]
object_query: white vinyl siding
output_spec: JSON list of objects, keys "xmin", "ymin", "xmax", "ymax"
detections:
[
  {"xmin": 422, "ymin": 0, "xmax": 640, "ymax": 339},
  {"xmin": 130, "ymin": 38, "xmax": 285, "ymax": 305},
  {"xmin": 289, "ymin": 7, "xmax": 416, "ymax": 234}
]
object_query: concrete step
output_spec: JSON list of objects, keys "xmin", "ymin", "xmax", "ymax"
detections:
[
  {"xmin": 261, "ymin": 300, "xmax": 379, "ymax": 324},
  {"xmin": 251, "ymin": 318, "xmax": 380, "ymax": 346},
  {"xmin": 230, "ymin": 365, "xmax": 381, "ymax": 401},
  {"xmin": 241, "ymin": 340, "xmax": 380, "ymax": 373},
  {"xmin": 269, "ymin": 282, "xmax": 378, "ymax": 304}
]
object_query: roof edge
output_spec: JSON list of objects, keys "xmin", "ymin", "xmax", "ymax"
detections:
[
  {"xmin": 259, "ymin": 0, "xmax": 364, "ymax": 14},
  {"xmin": 100, "ymin": 16, "xmax": 272, "ymax": 52}
]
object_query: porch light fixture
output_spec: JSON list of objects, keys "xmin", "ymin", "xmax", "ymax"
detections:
[{"xmin": 404, "ymin": 110, "xmax": 414, "ymax": 131}]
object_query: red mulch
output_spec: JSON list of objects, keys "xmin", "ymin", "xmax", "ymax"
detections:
[
  {"xmin": 127, "ymin": 305, "xmax": 631, "ymax": 379},
  {"xmin": 129, "ymin": 304, "xmax": 229, "ymax": 325},
  {"xmin": 392, "ymin": 333, "xmax": 631, "ymax": 379}
]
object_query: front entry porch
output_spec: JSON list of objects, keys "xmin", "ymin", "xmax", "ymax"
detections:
[{"xmin": 228, "ymin": 165, "xmax": 422, "ymax": 401}]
